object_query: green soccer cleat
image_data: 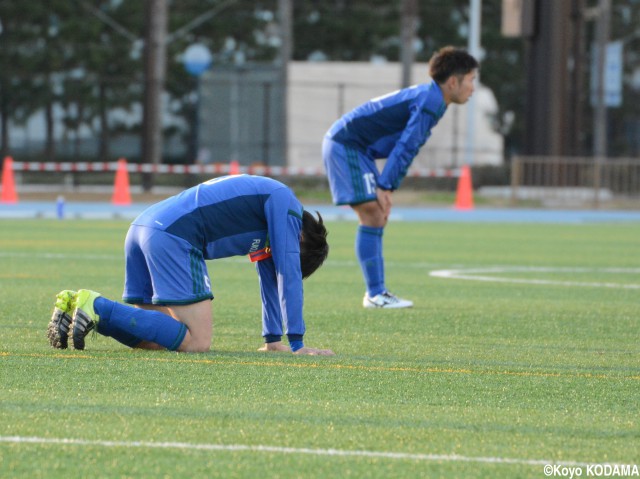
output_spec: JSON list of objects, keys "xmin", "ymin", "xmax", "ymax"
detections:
[
  {"xmin": 47, "ymin": 290, "xmax": 77, "ymax": 349},
  {"xmin": 71, "ymin": 289, "xmax": 102, "ymax": 350}
]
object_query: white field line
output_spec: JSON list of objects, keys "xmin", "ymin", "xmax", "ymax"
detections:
[
  {"xmin": 430, "ymin": 267, "xmax": 640, "ymax": 290},
  {"xmin": 0, "ymin": 435, "xmax": 608, "ymax": 468},
  {"xmin": 0, "ymin": 251, "xmax": 121, "ymax": 261},
  {"xmin": 2, "ymin": 251, "xmax": 639, "ymax": 287},
  {"xmin": 0, "ymin": 251, "xmax": 433, "ymax": 269}
]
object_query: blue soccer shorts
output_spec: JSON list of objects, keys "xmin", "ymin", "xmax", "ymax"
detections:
[
  {"xmin": 322, "ymin": 137, "xmax": 380, "ymax": 206},
  {"xmin": 123, "ymin": 225, "xmax": 214, "ymax": 305}
]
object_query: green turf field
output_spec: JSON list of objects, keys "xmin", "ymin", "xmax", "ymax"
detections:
[{"xmin": 1, "ymin": 218, "xmax": 638, "ymax": 478}]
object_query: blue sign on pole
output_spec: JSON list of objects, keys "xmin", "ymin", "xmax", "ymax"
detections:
[
  {"xmin": 183, "ymin": 43, "xmax": 213, "ymax": 77},
  {"xmin": 591, "ymin": 40, "xmax": 623, "ymax": 108},
  {"xmin": 604, "ymin": 41, "xmax": 623, "ymax": 107}
]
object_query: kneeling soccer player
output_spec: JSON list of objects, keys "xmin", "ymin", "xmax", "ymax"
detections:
[{"xmin": 47, "ymin": 174, "xmax": 334, "ymax": 356}]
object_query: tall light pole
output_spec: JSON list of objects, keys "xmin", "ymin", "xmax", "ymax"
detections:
[
  {"xmin": 141, "ymin": 0, "xmax": 168, "ymax": 191},
  {"xmin": 465, "ymin": 0, "xmax": 482, "ymax": 166},
  {"xmin": 183, "ymin": 43, "xmax": 213, "ymax": 163},
  {"xmin": 593, "ymin": 0, "xmax": 611, "ymax": 159},
  {"xmin": 278, "ymin": 0, "xmax": 292, "ymax": 165},
  {"xmin": 400, "ymin": 0, "xmax": 419, "ymax": 88}
]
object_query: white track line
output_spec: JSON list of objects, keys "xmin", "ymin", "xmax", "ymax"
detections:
[
  {"xmin": 430, "ymin": 266, "xmax": 640, "ymax": 290},
  {"xmin": 0, "ymin": 436, "xmax": 610, "ymax": 468}
]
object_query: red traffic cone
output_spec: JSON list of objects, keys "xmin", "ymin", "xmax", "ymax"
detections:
[
  {"xmin": 229, "ymin": 160, "xmax": 240, "ymax": 175},
  {"xmin": 454, "ymin": 165, "xmax": 474, "ymax": 210},
  {"xmin": 111, "ymin": 158, "xmax": 132, "ymax": 205},
  {"xmin": 1, "ymin": 156, "xmax": 18, "ymax": 204}
]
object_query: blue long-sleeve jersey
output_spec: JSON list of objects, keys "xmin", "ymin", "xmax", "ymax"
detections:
[
  {"xmin": 326, "ymin": 81, "xmax": 447, "ymax": 191},
  {"xmin": 131, "ymin": 175, "xmax": 306, "ymax": 342}
]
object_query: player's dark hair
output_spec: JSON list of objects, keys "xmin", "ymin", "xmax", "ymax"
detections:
[
  {"xmin": 429, "ymin": 46, "xmax": 479, "ymax": 84},
  {"xmin": 300, "ymin": 210, "xmax": 329, "ymax": 279}
]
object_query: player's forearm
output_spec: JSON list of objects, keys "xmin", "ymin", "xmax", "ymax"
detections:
[{"xmin": 379, "ymin": 148, "xmax": 416, "ymax": 190}]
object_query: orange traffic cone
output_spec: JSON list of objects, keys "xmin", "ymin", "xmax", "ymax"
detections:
[
  {"xmin": 111, "ymin": 158, "xmax": 132, "ymax": 205},
  {"xmin": 1, "ymin": 156, "xmax": 18, "ymax": 204},
  {"xmin": 229, "ymin": 160, "xmax": 240, "ymax": 175},
  {"xmin": 454, "ymin": 165, "xmax": 474, "ymax": 210}
]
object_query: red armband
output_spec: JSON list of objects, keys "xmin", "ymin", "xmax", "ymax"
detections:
[{"xmin": 249, "ymin": 247, "xmax": 272, "ymax": 262}]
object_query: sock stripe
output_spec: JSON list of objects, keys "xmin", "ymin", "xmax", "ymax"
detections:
[
  {"xmin": 168, "ymin": 323, "xmax": 188, "ymax": 351},
  {"xmin": 190, "ymin": 250, "xmax": 196, "ymax": 294},
  {"xmin": 190, "ymin": 248, "xmax": 205, "ymax": 295},
  {"xmin": 346, "ymin": 147, "xmax": 365, "ymax": 203},
  {"xmin": 358, "ymin": 226, "xmax": 384, "ymax": 236}
]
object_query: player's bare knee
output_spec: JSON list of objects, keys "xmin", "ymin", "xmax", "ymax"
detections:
[
  {"xmin": 363, "ymin": 211, "xmax": 387, "ymax": 228},
  {"xmin": 353, "ymin": 202, "xmax": 387, "ymax": 227},
  {"xmin": 177, "ymin": 331, "xmax": 211, "ymax": 353}
]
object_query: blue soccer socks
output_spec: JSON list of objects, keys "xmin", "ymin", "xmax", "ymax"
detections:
[
  {"xmin": 95, "ymin": 318, "xmax": 143, "ymax": 348},
  {"xmin": 356, "ymin": 225, "xmax": 385, "ymax": 297},
  {"xmin": 93, "ymin": 297, "xmax": 187, "ymax": 351}
]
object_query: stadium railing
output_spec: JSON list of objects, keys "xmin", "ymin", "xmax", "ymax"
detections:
[{"xmin": 510, "ymin": 156, "xmax": 640, "ymax": 208}]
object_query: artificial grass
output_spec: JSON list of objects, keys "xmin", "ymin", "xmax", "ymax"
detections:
[{"xmin": 0, "ymin": 218, "xmax": 638, "ymax": 478}]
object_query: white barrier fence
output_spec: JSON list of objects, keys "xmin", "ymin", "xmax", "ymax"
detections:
[{"xmin": 10, "ymin": 160, "xmax": 461, "ymax": 179}]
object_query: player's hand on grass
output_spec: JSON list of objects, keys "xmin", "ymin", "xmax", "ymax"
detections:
[
  {"xmin": 258, "ymin": 341, "xmax": 291, "ymax": 352},
  {"xmin": 294, "ymin": 347, "xmax": 335, "ymax": 356}
]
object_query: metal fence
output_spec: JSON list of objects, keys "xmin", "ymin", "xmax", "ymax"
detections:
[{"xmin": 510, "ymin": 156, "xmax": 640, "ymax": 208}]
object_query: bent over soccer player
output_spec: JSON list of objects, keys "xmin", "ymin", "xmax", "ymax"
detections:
[
  {"xmin": 323, "ymin": 46, "xmax": 478, "ymax": 309},
  {"xmin": 47, "ymin": 175, "xmax": 334, "ymax": 356}
]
